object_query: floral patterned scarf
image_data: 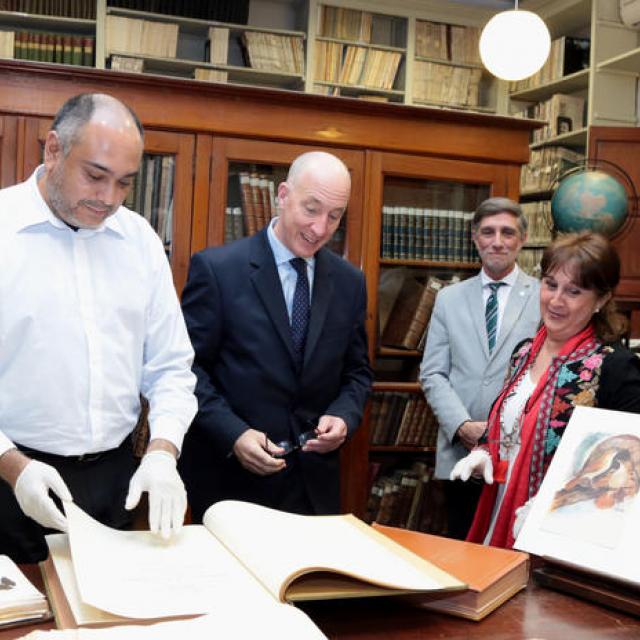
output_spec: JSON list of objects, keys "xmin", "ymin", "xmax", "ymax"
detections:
[{"xmin": 467, "ymin": 322, "xmax": 604, "ymax": 548}]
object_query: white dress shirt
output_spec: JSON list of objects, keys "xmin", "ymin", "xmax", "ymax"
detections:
[
  {"xmin": 267, "ymin": 217, "xmax": 314, "ymax": 321},
  {"xmin": 480, "ymin": 264, "xmax": 520, "ymax": 341},
  {"xmin": 0, "ymin": 168, "xmax": 197, "ymax": 457}
]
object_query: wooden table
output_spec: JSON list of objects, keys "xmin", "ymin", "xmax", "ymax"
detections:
[{"xmin": 3, "ymin": 565, "xmax": 639, "ymax": 639}]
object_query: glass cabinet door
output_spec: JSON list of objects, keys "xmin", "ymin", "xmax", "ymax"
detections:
[{"xmin": 205, "ymin": 137, "xmax": 365, "ymax": 268}]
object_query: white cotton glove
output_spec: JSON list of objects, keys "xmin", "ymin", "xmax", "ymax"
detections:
[
  {"xmin": 512, "ymin": 496, "xmax": 535, "ymax": 540},
  {"xmin": 450, "ymin": 449, "xmax": 493, "ymax": 484},
  {"xmin": 125, "ymin": 450, "xmax": 186, "ymax": 540},
  {"xmin": 14, "ymin": 460, "xmax": 72, "ymax": 532}
]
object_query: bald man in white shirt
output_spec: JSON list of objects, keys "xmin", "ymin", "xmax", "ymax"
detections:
[{"xmin": 0, "ymin": 93, "xmax": 197, "ymax": 562}]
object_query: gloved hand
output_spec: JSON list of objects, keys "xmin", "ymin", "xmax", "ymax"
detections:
[
  {"xmin": 125, "ymin": 450, "xmax": 186, "ymax": 540},
  {"xmin": 14, "ymin": 460, "xmax": 72, "ymax": 532},
  {"xmin": 512, "ymin": 496, "xmax": 535, "ymax": 540},
  {"xmin": 450, "ymin": 449, "xmax": 493, "ymax": 484}
]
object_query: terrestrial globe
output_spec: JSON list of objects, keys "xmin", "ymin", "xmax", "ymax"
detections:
[{"xmin": 551, "ymin": 168, "xmax": 630, "ymax": 237}]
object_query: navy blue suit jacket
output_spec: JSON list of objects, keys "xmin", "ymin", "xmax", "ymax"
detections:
[{"xmin": 180, "ymin": 229, "xmax": 372, "ymax": 519}]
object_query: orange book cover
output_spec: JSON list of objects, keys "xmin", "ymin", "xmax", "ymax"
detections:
[{"xmin": 373, "ymin": 524, "xmax": 529, "ymax": 620}]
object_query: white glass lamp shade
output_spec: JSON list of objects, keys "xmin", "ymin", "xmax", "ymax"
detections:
[{"xmin": 479, "ymin": 10, "xmax": 551, "ymax": 81}]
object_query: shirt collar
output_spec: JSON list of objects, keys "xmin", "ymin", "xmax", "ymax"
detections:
[
  {"xmin": 480, "ymin": 263, "xmax": 519, "ymax": 288},
  {"xmin": 16, "ymin": 166, "xmax": 126, "ymax": 238},
  {"xmin": 267, "ymin": 217, "xmax": 315, "ymax": 269}
]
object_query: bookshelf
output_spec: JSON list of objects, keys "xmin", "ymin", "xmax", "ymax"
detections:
[
  {"xmin": 360, "ymin": 151, "xmax": 521, "ymax": 531},
  {"xmin": 103, "ymin": 6, "xmax": 306, "ymax": 89},
  {"xmin": 0, "ymin": 58, "xmax": 545, "ymax": 520},
  {"xmin": 308, "ymin": 3, "xmax": 407, "ymax": 103}
]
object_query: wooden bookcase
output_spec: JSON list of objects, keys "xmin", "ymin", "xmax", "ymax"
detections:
[{"xmin": 0, "ymin": 58, "xmax": 538, "ymax": 519}]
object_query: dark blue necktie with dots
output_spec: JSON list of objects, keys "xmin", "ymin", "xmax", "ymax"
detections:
[{"xmin": 290, "ymin": 257, "xmax": 310, "ymax": 367}]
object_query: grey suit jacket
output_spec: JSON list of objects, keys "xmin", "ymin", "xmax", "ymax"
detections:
[{"xmin": 419, "ymin": 270, "xmax": 540, "ymax": 479}]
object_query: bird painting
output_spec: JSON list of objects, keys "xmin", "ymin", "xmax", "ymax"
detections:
[{"xmin": 551, "ymin": 434, "xmax": 640, "ymax": 511}]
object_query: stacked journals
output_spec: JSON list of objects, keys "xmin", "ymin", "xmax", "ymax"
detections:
[
  {"xmin": 415, "ymin": 20, "xmax": 481, "ymax": 66},
  {"xmin": 242, "ymin": 32, "xmax": 304, "ymax": 75},
  {"xmin": 520, "ymin": 146, "xmax": 585, "ymax": 194},
  {"xmin": 321, "ymin": 6, "xmax": 373, "ymax": 42},
  {"xmin": 381, "ymin": 206, "xmax": 479, "ymax": 262},
  {"xmin": 509, "ymin": 36, "xmax": 590, "ymax": 93},
  {"xmin": 517, "ymin": 94, "xmax": 585, "ymax": 144},
  {"xmin": 413, "ymin": 61, "xmax": 482, "ymax": 108},
  {"xmin": 106, "ymin": 15, "xmax": 178, "ymax": 59},
  {"xmin": 520, "ymin": 202, "xmax": 553, "ymax": 245}
]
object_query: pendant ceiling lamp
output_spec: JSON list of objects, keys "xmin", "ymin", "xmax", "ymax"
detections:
[{"xmin": 479, "ymin": 1, "xmax": 551, "ymax": 81}]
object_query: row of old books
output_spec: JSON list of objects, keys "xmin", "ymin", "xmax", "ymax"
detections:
[
  {"xmin": 1, "ymin": 0, "xmax": 94, "ymax": 18},
  {"xmin": 521, "ymin": 201, "xmax": 553, "ymax": 245},
  {"xmin": 315, "ymin": 41, "xmax": 402, "ymax": 91},
  {"xmin": 5, "ymin": 31, "xmax": 94, "ymax": 66},
  {"xmin": 380, "ymin": 275, "xmax": 446, "ymax": 351},
  {"xmin": 516, "ymin": 93, "xmax": 586, "ymax": 144},
  {"xmin": 123, "ymin": 154, "xmax": 175, "ymax": 252},
  {"xmin": 520, "ymin": 146, "xmax": 585, "ymax": 194},
  {"xmin": 242, "ymin": 31, "xmax": 304, "ymax": 75},
  {"xmin": 369, "ymin": 392, "xmax": 438, "ymax": 448},
  {"xmin": 105, "ymin": 15, "xmax": 178, "ymax": 59},
  {"xmin": 107, "ymin": 0, "xmax": 247, "ymax": 23},
  {"xmin": 415, "ymin": 20, "xmax": 481, "ymax": 66},
  {"xmin": 320, "ymin": 5, "xmax": 373, "ymax": 43},
  {"xmin": 366, "ymin": 462, "xmax": 447, "ymax": 535},
  {"xmin": 517, "ymin": 247, "xmax": 544, "ymax": 276},
  {"xmin": 229, "ymin": 171, "xmax": 277, "ymax": 238},
  {"xmin": 381, "ymin": 206, "xmax": 481, "ymax": 263},
  {"xmin": 412, "ymin": 61, "xmax": 482, "ymax": 108},
  {"xmin": 509, "ymin": 36, "xmax": 590, "ymax": 93}
]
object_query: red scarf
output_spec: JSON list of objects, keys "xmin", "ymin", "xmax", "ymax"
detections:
[{"xmin": 467, "ymin": 323, "xmax": 596, "ymax": 548}]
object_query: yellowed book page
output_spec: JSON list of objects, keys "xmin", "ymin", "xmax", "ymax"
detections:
[
  {"xmin": 203, "ymin": 500, "xmax": 465, "ymax": 603},
  {"xmin": 62, "ymin": 502, "xmax": 280, "ymax": 620}
]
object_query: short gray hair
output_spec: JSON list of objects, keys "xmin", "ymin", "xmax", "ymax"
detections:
[
  {"xmin": 472, "ymin": 197, "xmax": 527, "ymax": 236},
  {"xmin": 51, "ymin": 93, "xmax": 144, "ymax": 155}
]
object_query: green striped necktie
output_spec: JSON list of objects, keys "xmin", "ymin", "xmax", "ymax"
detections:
[{"xmin": 485, "ymin": 281, "xmax": 506, "ymax": 353}]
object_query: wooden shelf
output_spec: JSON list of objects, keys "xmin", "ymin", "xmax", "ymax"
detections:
[
  {"xmin": 414, "ymin": 55, "xmax": 483, "ymax": 71},
  {"xmin": 108, "ymin": 52, "xmax": 304, "ymax": 88},
  {"xmin": 0, "ymin": 10, "xmax": 95, "ymax": 32},
  {"xmin": 313, "ymin": 80, "xmax": 404, "ymax": 97},
  {"xmin": 598, "ymin": 47, "xmax": 640, "ymax": 74},
  {"xmin": 377, "ymin": 347, "xmax": 422, "ymax": 358},
  {"xmin": 412, "ymin": 99, "xmax": 496, "ymax": 114},
  {"xmin": 530, "ymin": 127, "xmax": 588, "ymax": 150},
  {"xmin": 370, "ymin": 446, "xmax": 435, "ymax": 453},
  {"xmin": 315, "ymin": 35, "xmax": 404, "ymax": 53},
  {"xmin": 373, "ymin": 381, "xmax": 421, "ymax": 393},
  {"xmin": 379, "ymin": 258, "xmax": 480, "ymax": 269},
  {"xmin": 510, "ymin": 68, "xmax": 590, "ymax": 102}
]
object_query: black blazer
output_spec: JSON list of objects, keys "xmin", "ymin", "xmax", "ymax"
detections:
[{"xmin": 180, "ymin": 229, "xmax": 372, "ymax": 519}]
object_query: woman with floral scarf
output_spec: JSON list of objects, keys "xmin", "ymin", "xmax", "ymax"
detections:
[{"xmin": 452, "ymin": 231, "xmax": 640, "ymax": 548}]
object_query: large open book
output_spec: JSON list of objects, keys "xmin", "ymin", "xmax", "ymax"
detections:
[
  {"xmin": 373, "ymin": 524, "xmax": 529, "ymax": 620},
  {"xmin": 41, "ymin": 500, "xmax": 465, "ymax": 633},
  {"xmin": 515, "ymin": 406, "xmax": 640, "ymax": 612}
]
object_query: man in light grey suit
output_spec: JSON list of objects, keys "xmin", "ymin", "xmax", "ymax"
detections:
[{"xmin": 419, "ymin": 197, "xmax": 540, "ymax": 539}]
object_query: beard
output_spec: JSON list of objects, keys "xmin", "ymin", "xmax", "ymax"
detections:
[{"xmin": 46, "ymin": 164, "xmax": 115, "ymax": 229}]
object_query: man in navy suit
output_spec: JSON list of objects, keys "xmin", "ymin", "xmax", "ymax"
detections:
[{"xmin": 180, "ymin": 151, "xmax": 372, "ymax": 521}]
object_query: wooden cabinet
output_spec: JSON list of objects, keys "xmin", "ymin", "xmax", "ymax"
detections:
[
  {"xmin": 0, "ymin": 59, "xmax": 538, "ymax": 518},
  {"xmin": 356, "ymin": 151, "xmax": 519, "ymax": 526}
]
